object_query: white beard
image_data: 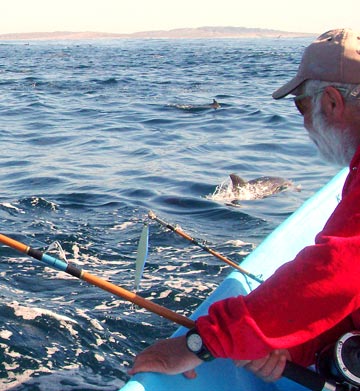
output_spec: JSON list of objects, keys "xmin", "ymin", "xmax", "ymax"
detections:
[{"xmin": 308, "ymin": 104, "xmax": 356, "ymax": 166}]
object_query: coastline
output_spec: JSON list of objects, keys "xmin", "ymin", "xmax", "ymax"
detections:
[{"xmin": 0, "ymin": 27, "xmax": 315, "ymax": 41}]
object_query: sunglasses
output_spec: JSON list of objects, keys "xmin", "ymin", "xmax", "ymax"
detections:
[
  {"xmin": 293, "ymin": 86, "xmax": 354, "ymax": 115},
  {"xmin": 293, "ymin": 93, "xmax": 311, "ymax": 115}
]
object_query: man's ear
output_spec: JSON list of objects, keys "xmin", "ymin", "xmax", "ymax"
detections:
[{"xmin": 321, "ymin": 86, "xmax": 345, "ymax": 120}]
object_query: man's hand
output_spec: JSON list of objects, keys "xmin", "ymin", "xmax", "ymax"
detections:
[
  {"xmin": 234, "ymin": 350, "xmax": 291, "ymax": 382},
  {"xmin": 128, "ymin": 336, "xmax": 203, "ymax": 378}
]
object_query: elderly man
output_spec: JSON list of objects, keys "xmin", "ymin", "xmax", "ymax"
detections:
[{"xmin": 128, "ymin": 28, "xmax": 360, "ymax": 383}]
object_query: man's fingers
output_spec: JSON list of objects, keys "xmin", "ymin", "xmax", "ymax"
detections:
[
  {"xmin": 267, "ymin": 354, "xmax": 287, "ymax": 381},
  {"xmin": 233, "ymin": 350, "xmax": 290, "ymax": 383},
  {"xmin": 244, "ymin": 355, "xmax": 271, "ymax": 373},
  {"xmin": 233, "ymin": 359, "xmax": 251, "ymax": 367},
  {"xmin": 245, "ymin": 351, "xmax": 287, "ymax": 382},
  {"xmin": 183, "ymin": 369, "xmax": 197, "ymax": 379}
]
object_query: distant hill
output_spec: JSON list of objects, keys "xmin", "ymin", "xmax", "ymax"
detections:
[{"xmin": 0, "ymin": 27, "xmax": 315, "ymax": 41}]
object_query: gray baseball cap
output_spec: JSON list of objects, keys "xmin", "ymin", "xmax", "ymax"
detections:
[{"xmin": 272, "ymin": 28, "xmax": 360, "ymax": 99}]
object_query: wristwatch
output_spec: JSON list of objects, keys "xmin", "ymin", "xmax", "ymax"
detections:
[{"xmin": 186, "ymin": 328, "xmax": 214, "ymax": 361}]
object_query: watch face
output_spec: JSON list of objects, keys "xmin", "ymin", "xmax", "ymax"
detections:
[{"xmin": 187, "ymin": 332, "xmax": 203, "ymax": 353}]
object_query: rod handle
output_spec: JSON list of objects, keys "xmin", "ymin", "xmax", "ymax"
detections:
[{"xmin": 283, "ymin": 361, "xmax": 337, "ymax": 391}]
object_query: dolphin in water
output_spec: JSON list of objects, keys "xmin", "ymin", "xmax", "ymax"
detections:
[
  {"xmin": 171, "ymin": 99, "xmax": 221, "ymax": 111},
  {"xmin": 210, "ymin": 99, "xmax": 220, "ymax": 109},
  {"xmin": 229, "ymin": 173, "xmax": 299, "ymax": 200}
]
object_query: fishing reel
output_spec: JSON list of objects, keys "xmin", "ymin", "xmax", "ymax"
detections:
[{"xmin": 316, "ymin": 331, "xmax": 360, "ymax": 390}]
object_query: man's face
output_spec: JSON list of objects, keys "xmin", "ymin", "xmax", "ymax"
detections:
[{"xmin": 305, "ymin": 98, "xmax": 356, "ymax": 167}]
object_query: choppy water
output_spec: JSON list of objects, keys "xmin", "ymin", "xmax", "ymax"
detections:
[{"xmin": 0, "ymin": 37, "xmax": 340, "ymax": 390}]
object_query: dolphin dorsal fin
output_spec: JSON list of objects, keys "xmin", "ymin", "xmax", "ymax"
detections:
[{"xmin": 230, "ymin": 173, "xmax": 247, "ymax": 188}]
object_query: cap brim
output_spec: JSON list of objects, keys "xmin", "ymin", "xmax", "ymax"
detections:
[{"xmin": 272, "ymin": 76, "xmax": 306, "ymax": 100}]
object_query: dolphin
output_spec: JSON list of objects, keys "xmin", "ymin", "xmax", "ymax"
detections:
[
  {"xmin": 171, "ymin": 99, "xmax": 221, "ymax": 111},
  {"xmin": 210, "ymin": 99, "xmax": 220, "ymax": 109},
  {"xmin": 229, "ymin": 173, "xmax": 298, "ymax": 200}
]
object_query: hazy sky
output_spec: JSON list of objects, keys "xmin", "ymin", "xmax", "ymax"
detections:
[{"xmin": 1, "ymin": 0, "xmax": 359, "ymax": 35}]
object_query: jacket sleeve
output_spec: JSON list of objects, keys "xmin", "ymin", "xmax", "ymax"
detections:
[
  {"xmin": 196, "ymin": 172, "xmax": 360, "ymax": 365},
  {"xmin": 289, "ymin": 316, "xmax": 354, "ymax": 367}
]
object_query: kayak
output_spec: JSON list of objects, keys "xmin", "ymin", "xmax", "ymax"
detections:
[{"xmin": 120, "ymin": 168, "xmax": 348, "ymax": 391}]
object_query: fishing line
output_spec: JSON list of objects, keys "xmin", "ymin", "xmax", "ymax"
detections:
[{"xmin": 45, "ymin": 241, "xmax": 68, "ymax": 263}]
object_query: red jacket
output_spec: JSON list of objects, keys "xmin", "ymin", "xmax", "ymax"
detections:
[{"xmin": 196, "ymin": 148, "xmax": 360, "ymax": 367}]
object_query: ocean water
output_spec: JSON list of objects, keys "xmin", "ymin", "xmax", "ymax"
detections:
[{"xmin": 0, "ymin": 37, "xmax": 340, "ymax": 390}]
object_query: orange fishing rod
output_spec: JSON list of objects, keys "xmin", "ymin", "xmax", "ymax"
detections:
[{"xmin": 0, "ymin": 233, "xmax": 194, "ymax": 329}]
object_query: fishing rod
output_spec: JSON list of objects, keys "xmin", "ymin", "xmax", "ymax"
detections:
[
  {"xmin": 148, "ymin": 210, "xmax": 264, "ymax": 284},
  {"xmin": 0, "ymin": 233, "xmax": 353, "ymax": 390},
  {"xmin": 0, "ymin": 232, "xmax": 194, "ymax": 329}
]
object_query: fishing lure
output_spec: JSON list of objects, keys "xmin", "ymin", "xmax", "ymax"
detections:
[{"xmin": 134, "ymin": 223, "xmax": 149, "ymax": 291}]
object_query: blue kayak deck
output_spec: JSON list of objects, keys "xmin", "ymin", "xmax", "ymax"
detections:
[{"xmin": 121, "ymin": 168, "xmax": 348, "ymax": 391}]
